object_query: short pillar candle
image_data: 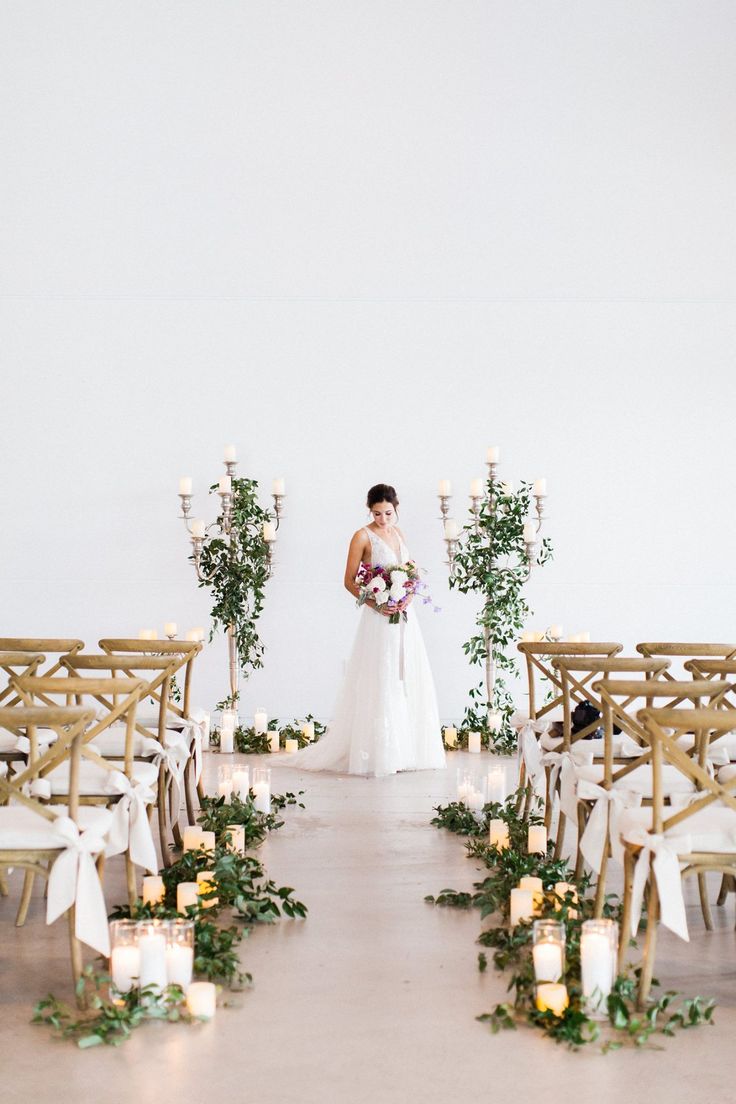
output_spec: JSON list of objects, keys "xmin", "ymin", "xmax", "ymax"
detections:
[
  {"xmin": 527, "ymin": 824, "xmax": 547, "ymax": 854},
  {"xmin": 489, "ymin": 819, "xmax": 510, "ymax": 849},
  {"xmin": 535, "ymin": 983, "xmax": 569, "ymax": 1016},
  {"xmin": 177, "ymin": 882, "xmax": 200, "ymax": 914},
  {"xmin": 268, "ymin": 729, "xmax": 280, "ymax": 753},
  {"xmin": 468, "ymin": 731, "xmax": 481, "ymax": 754},
  {"xmin": 510, "ymin": 887, "xmax": 534, "ymax": 927},
  {"xmin": 187, "ymin": 981, "xmax": 217, "ymax": 1019},
  {"xmin": 254, "ymin": 708, "xmax": 268, "ymax": 734},
  {"xmin": 142, "ymin": 875, "xmax": 165, "ymax": 907},
  {"xmin": 443, "ymin": 726, "xmax": 458, "ymax": 748}
]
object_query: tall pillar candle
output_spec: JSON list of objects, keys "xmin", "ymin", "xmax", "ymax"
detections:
[
  {"xmin": 581, "ymin": 919, "xmax": 618, "ymax": 1018},
  {"xmin": 138, "ymin": 925, "xmax": 168, "ymax": 991},
  {"xmin": 444, "ymin": 726, "xmax": 458, "ymax": 748},
  {"xmin": 268, "ymin": 729, "xmax": 280, "ymax": 753},
  {"xmin": 301, "ymin": 721, "xmax": 315, "ymax": 743},
  {"xmin": 468, "ymin": 731, "xmax": 481, "ymax": 754},
  {"xmin": 254, "ymin": 708, "xmax": 268, "ymax": 735},
  {"xmin": 510, "ymin": 888, "xmax": 534, "ymax": 926},
  {"xmin": 528, "ymin": 824, "xmax": 547, "ymax": 854},
  {"xmin": 232, "ymin": 767, "xmax": 249, "ymax": 800},
  {"xmin": 489, "ymin": 819, "xmax": 509, "ymax": 849}
]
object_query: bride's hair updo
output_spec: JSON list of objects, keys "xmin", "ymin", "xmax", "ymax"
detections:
[{"xmin": 366, "ymin": 483, "xmax": 399, "ymax": 510}]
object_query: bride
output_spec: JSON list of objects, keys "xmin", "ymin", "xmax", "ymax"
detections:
[{"xmin": 293, "ymin": 483, "xmax": 446, "ymax": 777}]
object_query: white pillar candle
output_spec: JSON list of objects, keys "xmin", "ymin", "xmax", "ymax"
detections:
[
  {"xmin": 138, "ymin": 930, "xmax": 168, "ymax": 991},
  {"xmin": 166, "ymin": 943, "xmax": 194, "ymax": 987},
  {"xmin": 142, "ymin": 875, "xmax": 165, "ymax": 907},
  {"xmin": 533, "ymin": 478, "xmax": 547, "ymax": 497},
  {"xmin": 519, "ymin": 875, "xmax": 544, "ymax": 911},
  {"xmin": 438, "ymin": 479, "xmax": 452, "ymax": 497},
  {"xmin": 532, "ymin": 942, "xmax": 563, "ymax": 983},
  {"xmin": 164, "ymin": 621, "xmax": 177, "ymax": 638},
  {"xmin": 301, "ymin": 721, "xmax": 315, "ymax": 743},
  {"xmin": 218, "ymin": 475, "xmax": 232, "ymax": 495},
  {"xmin": 489, "ymin": 819, "xmax": 510, "ymax": 849},
  {"xmin": 178, "ymin": 476, "xmax": 193, "ymax": 495},
  {"xmin": 253, "ymin": 709, "xmax": 268, "ymax": 734},
  {"xmin": 111, "ymin": 946, "xmax": 141, "ymax": 993},
  {"xmin": 487, "ymin": 711, "xmax": 502, "ymax": 732},
  {"xmin": 220, "ymin": 729, "xmax": 234, "ymax": 754},
  {"xmin": 487, "ymin": 767, "xmax": 506, "ymax": 804},
  {"xmin": 186, "ymin": 981, "xmax": 216, "ymax": 1019},
  {"xmin": 224, "ymin": 444, "xmax": 237, "ymax": 462},
  {"xmin": 253, "ymin": 782, "xmax": 271, "ymax": 814},
  {"xmin": 196, "ymin": 870, "xmax": 219, "ymax": 910},
  {"xmin": 578, "ymin": 631, "xmax": 591, "ymax": 643},
  {"xmin": 549, "ymin": 624, "xmax": 563, "ymax": 640},
  {"xmin": 555, "ymin": 882, "xmax": 579, "ymax": 918},
  {"xmin": 510, "ymin": 887, "xmax": 534, "ymax": 926},
  {"xmin": 232, "ymin": 768, "xmax": 250, "ymax": 800},
  {"xmin": 468, "ymin": 788, "xmax": 485, "ymax": 812},
  {"xmin": 581, "ymin": 931, "xmax": 615, "ymax": 1015},
  {"xmin": 262, "ymin": 521, "xmax": 276, "ymax": 542},
  {"xmin": 468, "ymin": 731, "xmax": 481, "ymax": 754},
  {"xmin": 272, "ymin": 477, "xmax": 286, "ymax": 495},
  {"xmin": 268, "ymin": 729, "xmax": 280, "ymax": 753},
  {"xmin": 523, "ymin": 520, "xmax": 536, "ymax": 543},
  {"xmin": 470, "ymin": 477, "xmax": 484, "ymax": 497},
  {"xmin": 443, "ymin": 519, "xmax": 460, "ymax": 540},
  {"xmin": 182, "ymin": 826, "xmax": 205, "ymax": 852},
  {"xmin": 225, "ymin": 824, "xmax": 245, "ymax": 853},
  {"xmin": 528, "ymin": 825, "xmax": 547, "ymax": 854},
  {"xmin": 138, "ymin": 628, "xmax": 156, "ymax": 641},
  {"xmin": 535, "ymin": 982, "xmax": 569, "ymax": 1016},
  {"xmin": 191, "ymin": 519, "xmax": 206, "ymax": 539},
  {"xmin": 486, "ymin": 445, "xmax": 500, "ymax": 463},
  {"xmin": 200, "ymin": 831, "xmax": 216, "ymax": 853},
  {"xmin": 177, "ymin": 882, "xmax": 200, "ymax": 913},
  {"xmin": 443, "ymin": 725, "xmax": 458, "ymax": 748},
  {"xmin": 285, "ymin": 737, "xmax": 299, "ymax": 754},
  {"xmin": 217, "ymin": 779, "xmax": 233, "ymax": 800}
]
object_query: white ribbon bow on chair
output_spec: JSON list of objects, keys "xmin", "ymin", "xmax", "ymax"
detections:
[
  {"xmin": 180, "ymin": 715, "xmax": 206, "ymax": 785},
  {"xmin": 541, "ymin": 750, "xmax": 579, "ymax": 824},
  {"xmin": 47, "ymin": 815, "xmax": 110, "ymax": 956},
  {"xmin": 577, "ymin": 780, "xmax": 641, "ymax": 874},
  {"xmin": 513, "ymin": 717, "xmax": 549, "ymax": 795},
  {"xmin": 104, "ymin": 771, "xmax": 158, "ymax": 873},
  {"xmin": 624, "ymin": 828, "xmax": 689, "ymax": 942},
  {"xmin": 140, "ymin": 733, "xmax": 189, "ymax": 808}
]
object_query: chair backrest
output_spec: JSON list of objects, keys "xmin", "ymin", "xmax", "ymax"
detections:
[
  {"xmin": 636, "ymin": 643, "xmax": 736, "ymax": 683},
  {"xmin": 554, "ymin": 657, "xmax": 670, "ymax": 746},
  {"xmin": 516, "ymin": 641, "xmax": 623, "ymax": 720},
  {"xmin": 595, "ymin": 679, "xmax": 735, "ymax": 786},
  {"xmin": 0, "ymin": 705, "xmax": 95, "ymax": 821},
  {"xmin": 684, "ymin": 660, "xmax": 736, "ymax": 717},
  {"xmin": 639, "ymin": 706, "xmax": 736, "ymax": 836},
  {"xmin": 98, "ymin": 639, "xmax": 202, "ymax": 721},
  {"xmin": 0, "ymin": 639, "xmax": 84, "ymax": 707},
  {"xmin": 0, "ymin": 652, "xmax": 45, "ymax": 707},
  {"xmin": 11, "ymin": 675, "xmax": 144, "ymax": 777},
  {"xmin": 63, "ymin": 654, "xmax": 186, "ymax": 742}
]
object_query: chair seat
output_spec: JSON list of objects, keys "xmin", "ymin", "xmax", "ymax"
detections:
[
  {"xmin": 0, "ymin": 727, "xmax": 59, "ymax": 753},
  {"xmin": 576, "ymin": 762, "xmax": 696, "ymax": 797},
  {"xmin": 541, "ymin": 732, "xmax": 643, "ymax": 761},
  {"xmin": 619, "ymin": 804, "xmax": 736, "ymax": 853},
  {"xmin": 0, "ymin": 805, "xmax": 113, "ymax": 849},
  {"xmin": 676, "ymin": 730, "xmax": 736, "ymax": 762},
  {"xmin": 45, "ymin": 760, "xmax": 158, "ymax": 796},
  {"xmin": 135, "ymin": 712, "xmax": 186, "ymax": 731},
  {"xmin": 94, "ymin": 724, "xmax": 189, "ymax": 758}
]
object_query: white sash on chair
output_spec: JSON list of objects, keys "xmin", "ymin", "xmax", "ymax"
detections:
[
  {"xmin": 104, "ymin": 771, "xmax": 158, "ymax": 873},
  {"xmin": 47, "ymin": 815, "xmax": 110, "ymax": 956},
  {"xmin": 577, "ymin": 780, "xmax": 641, "ymax": 873},
  {"xmin": 623, "ymin": 828, "xmax": 689, "ymax": 942}
]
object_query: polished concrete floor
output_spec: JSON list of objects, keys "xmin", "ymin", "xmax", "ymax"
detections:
[{"xmin": 2, "ymin": 751, "xmax": 735, "ymax": 1103}]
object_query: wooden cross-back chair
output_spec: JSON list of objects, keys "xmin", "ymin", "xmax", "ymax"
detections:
[
  {"xmin": 0, "ymin": 653, "xmax": 45, "ymax": 770},
  {"xmin": 636, "ymin": 643, "xmax": 736, "ymax": 689},
  {"xmin": 59, "ymin": 656, "xmax": 188, "ymax": 863},
  {"xmin": 547, "ymin": 657, "xmax": 671, "ymax": 856},
  {"xmin": 0, "ymin": 639, "xmax": 84, "ymax": 707},
  {"xmin": 10, "ymin": 674, "xmax": 153, "ymax": 900},
  {"xmin": 584, "ymin": 678, "xmax": 734, "ymax": 914},
  {"xmin": 619, "ymin": 706, "xmax": 736, "ymax": 1008},
  {"xmin": 518, "ymin": 641, "xmax": 623, "ymax": 723},
  {"xmin": 0, "ymin": 705, "xmax": 108, "ymax": 1005},
  {"xmin": 99, "ymin": 638, "xmax": 205, "ymax": 815}
]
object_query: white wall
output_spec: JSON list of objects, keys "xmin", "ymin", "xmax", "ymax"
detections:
[{"xmin": 1, "ymin": 1, "xmax": 735, "ymax": 722}]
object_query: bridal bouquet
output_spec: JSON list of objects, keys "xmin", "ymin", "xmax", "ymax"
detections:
[{"xmin": 355, "ymin": 560, "xmax": 434, "ymax": 624}]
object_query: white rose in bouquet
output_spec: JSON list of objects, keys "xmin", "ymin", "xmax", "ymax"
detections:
[
  {"xmin": 368, "ymin": 576, "xmax": 386, "ymax": 593},
  {"xmin": 389, "ymin": 571, "xmax": 408, "ymax": 601},
  {"xmin": 374, "ymin": 589, "xmax": 389, "ymax": 606}
]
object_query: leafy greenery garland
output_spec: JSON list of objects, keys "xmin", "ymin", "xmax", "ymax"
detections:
[
  {"xmin": 33, "ymin": 787, "xmax": 306, "ymax": 1048},
  {"xmin": 449, "ymin": 481, "xmax": 552, "ymax": 754},
  {"xmin": 196, "ymin": 477, "xmax": 273, "ymax": 709},
  {"xmin": 427, "ymin": 791, "xmax": 715, "ymax": 1049},
  {"xmin": 209, "ymin": 714, "xmax": 327, "ymax": 754}
]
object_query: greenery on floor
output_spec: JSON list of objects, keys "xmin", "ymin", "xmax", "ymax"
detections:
[
  {"xmin": 427, "ymin": 789, "xmax": 716, "ymax": 1050},
  {"xmin": 209, "ymin": 714, "xmax": 326, "ymax": 753},
  {"xmin": 33, "ymin": 786, "xmax": 307, "ymax": 1047}
]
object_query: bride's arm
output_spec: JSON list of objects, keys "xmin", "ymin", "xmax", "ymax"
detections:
[{"xmin": 343, "ymin": 530, "xmax": 370, "ymax": 599}]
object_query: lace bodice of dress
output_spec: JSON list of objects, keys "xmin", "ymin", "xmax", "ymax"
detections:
[{"xmin": 364, "ymin": 527, "xmax": 407, "ymax": 567}]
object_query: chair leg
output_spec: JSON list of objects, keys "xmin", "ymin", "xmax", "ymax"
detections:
[
  {"xmin": 698, "ymin": 872, "xmax": 714, "ymax": 931},
  {"xmin": 184, "ymin": 760, "xmax": 197, "ymax": 826},
  {"xmin": 0, "ymin": 868, "xmax": 9, "ymax": 896},
  {"xmin": 618, "ymin": 848, "xmax": 634, "ymax": 974},
  {"xmin": 593, "ymin": 840, "xmax": 609, "ymax": 918},
  {"xmin": 125, "ymin": 852, "xmax": 138, "ymax": 909},
  {"xmin": 573, "ymin": 804, "xmax": 587, "ymax": 881},
  {"xmin": 196, "ymin": 777, "xmax": 206, "ymax": 802},
  {"xmin": 637, "ymin": 877, "xmax": 659, "ymax": 1010},
  {"xmin": 15, "ymin": 870, "xmax": 36, "ymax": 926},
  {"xmin": 67, "ymin": 904, "xmax": 86, "ymax": 1010},
  {"xmin": 157, "ymin": 770, "xmax": 172, "ymax": 867},
  {"xmin": 716, "ymin": 873, "xmax": 734, "ymax": 906}
]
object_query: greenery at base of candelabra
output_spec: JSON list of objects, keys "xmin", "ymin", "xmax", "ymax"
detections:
[
  {"xmin": 426, "ymin": 790, "xmax": 715, "ymax": 1050},
  {"xmin": 439, "ymin": 725, "xmax": 517, "ymax": 756},
  {"xmin": 209, "ymin": 714, "xmax": 326, "ymax": 754},
  {"xmin": 198, "ymin": 477, "xmax": 273, "ymax": 708},
  {"xmin": 450, "ymin": 481, "xmax": 552, "ymax": 753}
]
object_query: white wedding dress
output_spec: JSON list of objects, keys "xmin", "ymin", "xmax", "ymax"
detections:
[{"xmin": 293, "ymin": 528, "xmax": 446, "ymax": 777}]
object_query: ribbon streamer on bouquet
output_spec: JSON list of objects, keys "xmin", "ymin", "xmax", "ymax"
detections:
[
  {"xmin": 624, "ymin": 828, "xmax": 689, "ymax": 942},
  {"xmin": 399, "ymin": 618, "xmax": 406, "ymax": 684},
  {"xmin": 104, "ymin": 770, "xmax": 158, "ymax": 872},
  {"xmin": 47, "ymin": 815, "xmax": 111, "ymax": 956},
  {"xmin": 577, "ymin": 780, "xmax": 641, "ymax": 874}
]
